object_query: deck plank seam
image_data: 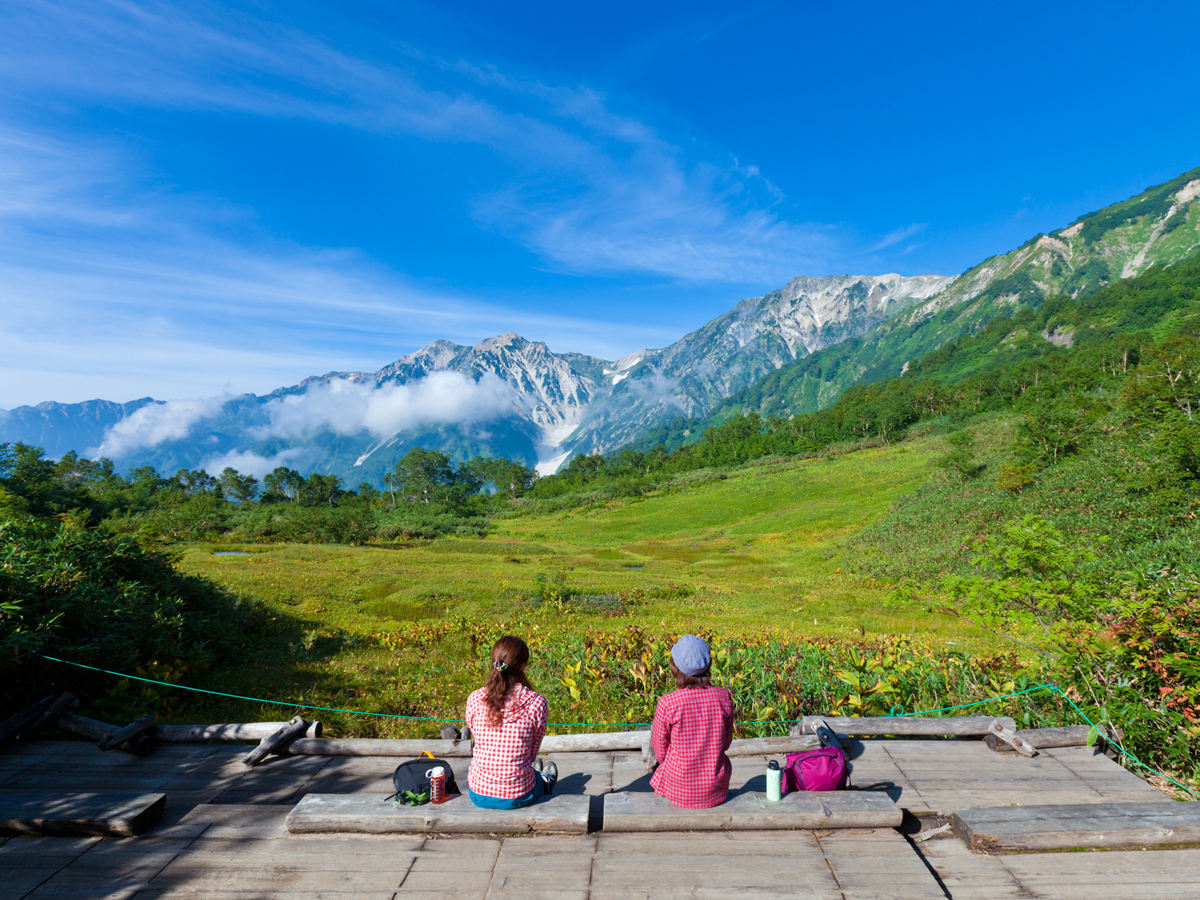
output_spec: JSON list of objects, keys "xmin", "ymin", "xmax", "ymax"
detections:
[
  {"xmin": 124, "ymin": 837, "xmax": 191, "ymax": 895},
  {"xmin": 13, "ymin": 839, "xmax": 85, "ymax": 900},
  {"xmin": 904, "ymin": 835, "xmax": 952, "ymax": 899},
  {"xmin": 813, "ymin": 831, "xmax": 846, "ymax": 899},
  {"xmin": 483, "ymin": 834, "xmax": 501, "ymax": 895},
  {"xmin": 1040, "ymin": 750, "xmax": 1109, "ymax": 799},
  {"xmin": 212, "ymin": 751, "xmax": 333, "ymax": 803},
  {"xmin": 994, "ymin": 854, "xmax": 1039, "ymax": 898},
  {"xmin": 880, "ymin": 743, "xmax": 928, "ymax": 800},
  {"xmin": 582, "ymin": 835, "xmax": 597, "ymax": 900},
  {"xmin": 391, "ymin": 841, "xmax": 420, "ymax": 891}
]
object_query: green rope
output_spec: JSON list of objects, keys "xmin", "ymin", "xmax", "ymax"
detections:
[
  {"xmin": 33, "ymin": 653, "xmax": 1200, "ymax": 794},
  {"xmin": 41, "ymin": 655, "xmax": 633, "ymax": 729},
  {"xmin": 889, "ymin": 683, "xmax": 1056, "ymax": 717},
  {"xmin": 37, "ymin": 656, "xmax": 848, "ymax": 729},
  {"xmin": 1049, "ymin": 685, "xmax": 1200, "ymax": 800},
  {"xmin": 42, "ymin": 656, "xmax": 464, "ymax": 723},
  {"xmin": 890, "ymin": 682, "xmax": 1199, "ymax": 800},
  {"xmin": 2, "ymin": 647, "xmax": 43, "ymax": 666}
]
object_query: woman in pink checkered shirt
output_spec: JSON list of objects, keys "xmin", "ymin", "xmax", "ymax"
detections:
[
  {"xmin": 649, "ymin": 634, "xmax": 735, "ymax": 809},
  {"xmin": 465, "ymin": 635, "xmax": 558, "ymax": 809}
]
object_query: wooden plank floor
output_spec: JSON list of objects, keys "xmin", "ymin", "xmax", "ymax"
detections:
[
  {"xmin": 1, "ymin": 820, "xmax": 942, "ymax": 900},
  {"xmin": 2, "ymin": 740, "xmax": 1195, "ymax": 900},
  {"xmin": 917, "ymin": 836, "xmax": 1200, "ymax": 900},
  {"xmin": 845, "ymin": 741, "xmax": 1167, "ymax": 814}
]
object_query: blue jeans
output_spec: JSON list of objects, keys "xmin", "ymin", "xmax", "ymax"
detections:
[{"xmin": 468, "ymin": 772, "xmax": 548, "ymax": 809}]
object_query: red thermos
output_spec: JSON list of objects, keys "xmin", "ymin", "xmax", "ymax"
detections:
[{"xmin": 426, "ymin": 766, "xmax": 447, "ymax": 803}]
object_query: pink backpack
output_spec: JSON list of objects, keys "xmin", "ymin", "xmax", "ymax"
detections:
[{"xmin": 781, "ymin": 746, "xmax": 850, "ymax": 793}]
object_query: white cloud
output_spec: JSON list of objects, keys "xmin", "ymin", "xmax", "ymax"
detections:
[
  {"xmin": 94, "ymin": 396, "xmax": 228, "ymax": 456},
  {"xmin": 199, "ymin": 447, "xmax": 310, "ymax": 479},
  {"xmin": 620, "ymin": 370, "xmax": 686, "ymax": 411},
  {"xmin": 868, "ymin": 224, "xmax": 927, "ymax": 253},
  {"xmin": 89, "ymin": 371, "xmax": 517, "ymax": 463},
  {"xmin": 255, "ymin": 371, "xmax": 516, "ymax": 441}
]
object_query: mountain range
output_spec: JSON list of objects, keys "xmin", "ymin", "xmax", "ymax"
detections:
[{"xmin": 3, "ymin": 165, "xmax": 1199, "ymax": 479}]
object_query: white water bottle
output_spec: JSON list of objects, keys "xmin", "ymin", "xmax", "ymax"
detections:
[{"xmin": 766, "ymin": 760, "xmax": 782, "ymax": 802}]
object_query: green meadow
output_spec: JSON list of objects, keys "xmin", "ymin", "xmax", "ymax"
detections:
[{"xmin": 170, "ymin": 435, "xmax": 998, "ymax": 737}]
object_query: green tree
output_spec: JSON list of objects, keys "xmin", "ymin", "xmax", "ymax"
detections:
[
  {"xmin": 1017, "ymin": 396, "xmax": 1097, "ymax": 465},
  {"xmin": 1125, "ymin": 335, "xmax": 1200, "ymax": 421},
  {"xmin": 0, "ymin": 443, "xmax": 85, "ymax": 515},
  {"xmin": 944, "ymin": 515, "xmax": 1100, "ymax": 645},
  {"xmin": 300, "ymin": 473, "xmax": 343, "ymax": 507},
  {"xmin": 387, "ymin": 448, "xmax": 482, "ymax": 512},
  {"xmin": 467, "ymin": 456, "xmax": 537, "ymax": 500},
  {"xmin": 355, "ymin": 482, "xmax": 381, "ymax": 504},
  {"xmin": 218, "ymin": 468, "xmax": 260, "ymax": 503},
  {"xmin": 172, "ymin": 469, "xmax": 219, "ymax": 496},
  {"xmin": 263, "ymin": 467, "xmax": 304, "ymax": 503},
  {"xmin": 389, "ymin": 448, "xmax": 456, "ymax": 506},
  {"xmin": 934, "ymin": 429, "xmax": 977, "ymax": 483}
]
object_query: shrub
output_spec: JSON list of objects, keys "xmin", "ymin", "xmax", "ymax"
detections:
[{"xmin": 0, "ymin": 515, "xmax": 263, "ymax": 712}]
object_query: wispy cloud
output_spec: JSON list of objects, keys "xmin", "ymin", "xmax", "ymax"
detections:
[
  {"xmin": 0, "ymin": 126, "xmax": 676, "ymax": 406},
  {"xmin": 0, "ymin": 1, "xmax": 841, "ymax": 284},
  {"xmin": 90, "ymin": 370, "xmax": 518, "ymax": 468},
  {"xmin": 868, "ymin": 223, "xmax": 927, "ymax": 252}
]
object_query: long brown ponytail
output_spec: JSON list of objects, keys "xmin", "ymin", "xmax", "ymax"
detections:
[{"xmin": 484, "ymin": 635, "xmax": 532, "ymax": 726}]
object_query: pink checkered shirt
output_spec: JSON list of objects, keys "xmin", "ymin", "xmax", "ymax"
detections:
[
  {"xmin": 649, "ymin": 685, "xmax": 734, "ymax": 809},
  {"xmin": 465, "ymin": 682, "xmax": 547, "ymax": 799}
]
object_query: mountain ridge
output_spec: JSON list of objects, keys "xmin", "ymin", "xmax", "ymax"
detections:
[
  {"xmin": 5, "ymin": 164, "xmax": 1199, "ymax": 478},
  {"xmin": 2, "ymin": 273, "xmax": 950, "ymax": 477},
  {"xmin": 687, "ymin": 165, "xmax": 1200, "ymax": 429}
]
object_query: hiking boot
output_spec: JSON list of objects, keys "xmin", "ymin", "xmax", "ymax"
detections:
[{"xmin": 542, "ymin": 760, "xmax": 558, "ymax": 794}]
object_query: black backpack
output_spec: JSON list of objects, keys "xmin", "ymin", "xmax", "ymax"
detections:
[{"xmin": 391, "ymin": 753, "xmax": 459, "ymax": 805}]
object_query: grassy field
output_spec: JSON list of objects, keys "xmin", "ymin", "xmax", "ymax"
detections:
[{"xmin": 157, "ymin": 434, "xmax": 1014, "ymax": 737}]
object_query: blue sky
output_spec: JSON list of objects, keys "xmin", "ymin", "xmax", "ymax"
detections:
[{"xmin": 2, "ymin": 0, "xmax": 1198, "ymax": 407}]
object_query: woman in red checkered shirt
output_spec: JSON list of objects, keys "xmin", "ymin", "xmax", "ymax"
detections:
[
  {"xmin": 465, "ymin": 635, "xmax": 558, "ymax": 809},
  {"xmin": 649, "ymin": 634, "xmax": 735, "ymax": 809}
]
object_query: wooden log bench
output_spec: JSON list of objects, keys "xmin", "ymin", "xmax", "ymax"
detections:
[
  {"xmin": 0, "ymin": 792, "xmax": 166, "ymax": 837},
  {"xmin": 55, "ymin": 712, "xmax": 156, "ymax": 755},
  {"xmin": 280, "ymin": 737, "xmax": 474, "ymax": 758},
  {"xmin": 285, "ymin": 792, "xmax": 590, "ymax": 834},
  {"xmin": 272, "ymin": 733, "xmax": 815, "ymax": 762},
  {"xmin": 155, "ymin": 720, "xmax": 323, "ymax": 742},
  {"xmin": 952, "ymin": 801, "xmax": 1200, "ymax": 852},
  {"xmin": 984, "ymin": 724, "xmax": 1122, "ymax": 753},
  {"xmin": 792, "ymin": 715, "xmax": 1016, "ymax": 737},
  {"xmin": 602, "ymin": 790, "xmax": 903, "ymax": 832}
]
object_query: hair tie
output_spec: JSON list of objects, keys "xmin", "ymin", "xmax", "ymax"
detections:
[{"xmin": 492, "ymin": 660, "xmax": 509, "ymax": 671}]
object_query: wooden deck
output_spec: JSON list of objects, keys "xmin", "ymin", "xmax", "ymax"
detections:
[{"xmin": 0, "ymin": 738, "xmax": 1194, "ymax": 900}]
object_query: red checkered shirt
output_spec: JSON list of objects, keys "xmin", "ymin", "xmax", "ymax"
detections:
[
  {"xmin": 649, "ymin": 685, "xmax": 734, "ymax": 809},
  {"xmin": 465, "ymin": 682, "xmax": 547, "ymax": 799}
]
